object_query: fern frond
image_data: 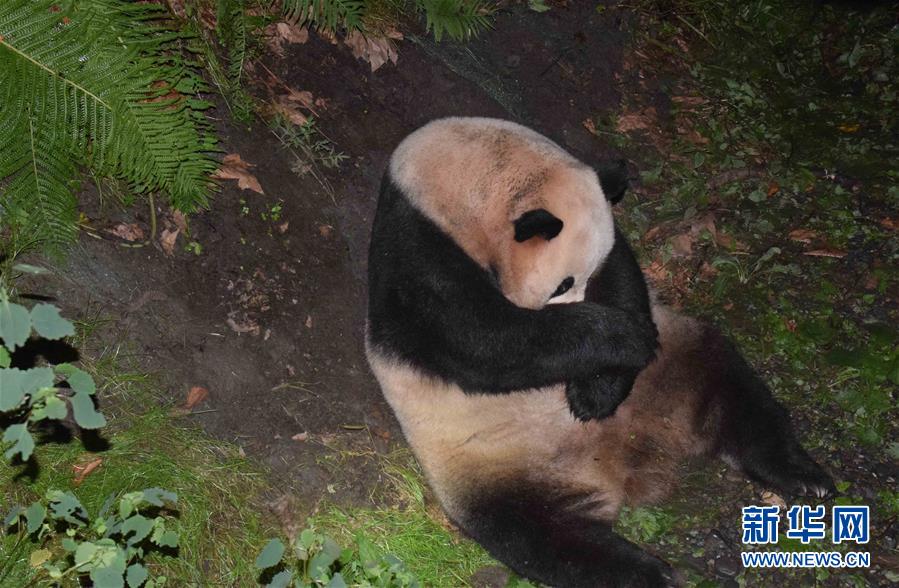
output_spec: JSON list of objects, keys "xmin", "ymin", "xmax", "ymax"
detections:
[
  {"xmin": 418, "ymin": 0, "xmax": 492, "ymax": 42},
  {"xmin": 217, "ymin": 0, "xmax": 247, "ymax": 84},
  {"xmin": 0, "ymin": 0, "xmax": 217, "ymax": 253},
  {"xmin": 282, "ymin": 0, "xmax": 365, "ymax": 32},
  {"xmin": 1, "ymin": 112, "xmax": 79, "ymax": 254}
]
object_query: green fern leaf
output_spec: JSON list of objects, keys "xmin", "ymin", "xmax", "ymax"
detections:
[
  {"xmin": 419, "ymin": 0, "xmax": 492, "ymax": 42},
  {"xmin": 0, "ymin": 0, "xmax": 217, "ymax": 253},
  {"xmin": 283, "ymin": 0, "xmax": 365, "ymax": 32}
]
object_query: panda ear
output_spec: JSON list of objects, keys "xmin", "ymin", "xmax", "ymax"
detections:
[
  {"xmin": 514, "ymin": 209, "xmax": 564, "ymax": 243},
  {"xmin": 597, "ymin": 159, "xmax": 630, "ymax": 205}
]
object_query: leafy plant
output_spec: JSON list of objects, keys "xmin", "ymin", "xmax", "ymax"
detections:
[
  {"xmin": 2, "ymin": 487, "xmax": 178, "ymax": 587},
  {"xmin": 0, "ymin": 288, "xmax": 105, "ymax": 463},
  {"xmin": 283, "ymin": 0, "xmax": 366, "ymax": 32},
  {"xmin": 417, "ymin": 0, "xmax": 491, "ymax": 41},
  {"xmin": 255, "ymin": 529, "xmax": 419, "ymax": 587},
  {"xmin": 0, "ymin": 0, "xmax": 217, "ymax": 255},
  {"xmin": 280, "ymin": 0, "xmax": 493, "ymax": 41}
]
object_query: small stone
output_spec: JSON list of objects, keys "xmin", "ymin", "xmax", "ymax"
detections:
[
  {"xmin": 714, "ymin": 554, "xmax": 740, "ymax": 577},
  {"xmin": 470, "ymin": 565, "xmax": 510, "ymax": 588}
]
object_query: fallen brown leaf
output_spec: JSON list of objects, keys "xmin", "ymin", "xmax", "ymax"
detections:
[
  {"xmin": 344, "ymin": 30, "xmax": 399, "ymax": 72},
  {"xmin": 286, "ymin": 88, "xmax": 316, "ymax": 111},
  {"xmin": 305, "ymin": 315, "xmax": 313, "ymax": 329},
  {"xmin": 184, "ymin": 386, "xmax": 209, "ymax": 410},
  {"xmin": 616, "ymin": 107, "xmax": 657, "ymax": 133},
  {"xmin": 582, "ymin": 118, "xmax": 598, "ymax": 135},
  {"xmin": 318, "ymin": 224, "xmax": 334, "ymax": 238},
  {"xmin": 266, "ymin": 22, "xmax": 309, "ymax": 56},
  {"xmin": 689, "ymin": 213, "xmax": 717, "ymax": 239},
  {"xmin": 788, "ymin": 228, "xmax": 818, "ymax": 243},
  {"xmin": 213, "ymin": 154, "xmax": 264, "ymax": 194},
  {"xmin": 291, "ymin": 432, "xmax": 309, "ymax": 442},
  {"xmin": 880, "ymin": 218, "xmax": 898, "ymax": 231},
  {"xmin": 642, "ymin": 259, "xmax": 670, "ymax": 284},
  {"xmin": 107, "ymin": 223, "xmax": 145, "ymax": 242},
  {"xmin": 159, "ymin": 227, "xmax": 179, "ymax": 256},
  {"xmin": 767, "ymin": 181, "xmax": 780, "ymax": 197},
  {"xmin": 760, "ymin": 490, "xmax": 786, "ymax": 509},
  {"xmin": 73, "ymin": 457, "xmax": 102, "ymax": 486},
  {"xmin": 670, "ymin": 233, "xmax": 694, "ymax": 257},
  {"xmin": 277, "ymin": 221, "xmax": 290, "ymax": 234},
  {"xmin": 804, "ymin": 248, "xmax": 847, "ymax": 258},
  {"xmin": 171, "ymin": 209, "xmax": 188, "ymax": 232},
  {"xmin": 271, "ymin": 95, "xmax": 309, "ymax": 125},
  {"xmin": 227, "ymin": 311, "xmax": 261, "ymax": 335}
]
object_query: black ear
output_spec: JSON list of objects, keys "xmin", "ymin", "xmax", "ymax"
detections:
[
  {"xmin": 513, "ymin": 209, "xmax": 564, "ymax": 243},
  {"xmin": 597, "ymin": 159, "xmax": 629, "ymax": 205}
]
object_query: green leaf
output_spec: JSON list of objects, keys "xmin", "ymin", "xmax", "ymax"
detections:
[
  {"xmin": 30, "ymin": 304, "xmax": 75, "ymax": 339},
  {"xmin": 325, "ymin": 573, "xmax": 347, "ymax": 588},
  {"xmin": 127, "ymin": 563, "xmax": 149, "ymax": 588},
  {"xmin": 887, "ymin": 442, "xmax": 899, "ymax": 461},
  {"xmin": 48, "ymin": 491, "xmax": 88, "ymax": 525},
  {"xmin": 31, "ymin": 395, "xmax": 68, "ymax": 421},
  {"xmin": 142, "ymin": 488, "xmax": 177, "ymax": 507},
  {"xmin": 0, "ymin": 301, "xmax": 31, "ymax": 350},
  {"xmin": 91, "ymin": 565, "xmax": 126, "ymax": 588},
  {"xmin": 528, "ymin": 0, "xmax": 551, "ymax": 13},
  {"xmin": 75, "ymin": 541, "xmax": 99, "ymax": 566},
  {"xmin": 122, "ymin": 515, "xmax": 153, "ymax": 546},
  {"xmin": 56, "ymin": 364, "xmax": 96, "ymax": 395},
  {"xmin": 0, "ymin": 368, "xmax": 27, "ymax": 411},
  {"xmin": 309, "ymin": 537, "xmax": 342, "ymax": 578},
  {"xmin": 154, "ymin": 529, "xmax": 178, "ymax": 549},
  {"xmin": 2, "ymin": 424, "xmax": 35, "ymax": 461},
  {"xmin": 71, "ymin": 390, "xmax": 107, "ymax": 429},
  {"xmin": 0, "ymin": 347, "xmax": 9, "ymax": 368},
  {"xmin": 11, "ymin": 264, "xmax": 49, "ymax": 275},
  {"xmin": 267, "ymin": 570, "xmax": 293, "ymax": 588},
  {"xmin": 4, "ymin": 505, "xmax": 24, "ymax": 528},
  {"xmin": 24, "ymin": 502, "xmax": 45, "ymax": 534},
  {"xmin": 0, "ymin": 366, "xmax": 54, "ymax": 411},
  {"xmin": 255, "ymin": 538, "xmax": 286, "ymax": 570}
]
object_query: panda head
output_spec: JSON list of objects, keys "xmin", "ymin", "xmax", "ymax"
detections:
[
  {"xmin": 389, "ymin": 117, "xmax": 629, "ymax": 310},
  {"xmin": 501, "ymin": 159, "xmax": 627, "ymax": 309}
]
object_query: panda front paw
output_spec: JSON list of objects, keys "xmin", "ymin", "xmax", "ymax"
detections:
[{"xmin": 566, "ymin": 369, "xmax": 638, "ymax": 421}]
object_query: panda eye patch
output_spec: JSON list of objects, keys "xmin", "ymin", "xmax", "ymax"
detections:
[{"xmin": 550, "ymin": 276, "xmax": 575, "ymax": 299}]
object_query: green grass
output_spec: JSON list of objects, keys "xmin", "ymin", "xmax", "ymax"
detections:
[
  {"xmin": 0, "ymin": 337, "xmax": 275, "ymax": 587},
  {"xmin": 311, "ymin": 450, "xmax": 497, "ymax": 587}
]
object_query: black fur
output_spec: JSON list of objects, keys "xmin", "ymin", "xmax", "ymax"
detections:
[
  {"xmin": 514, "ymin": 209, "xmax": 564, "ymax": 242},
  {"xmin": 698, "ymin": 328, "xmax": 836, "ymax": 498},
  {"xmin": 367, "ymin": 176, "xmax": 658, "ymax": 394},
  {"xmin": 597, "ymin": 159, "xmax": 630, "ymax": 204},
  {"xmin": 461, "ymin": 486, "xmax": 675, "ymax": 588},
  {"xmin": 566, "ymin": 225, "xmax": 655, "ymax": 420}
]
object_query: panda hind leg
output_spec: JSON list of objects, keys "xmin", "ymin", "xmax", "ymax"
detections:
[
  {"xmin": 709, "ymin": 331, "xmax": 835, "ymax": 499},
  {"xmin": 459, "ymin": 487, "xmax": 678, "ymax": 588}
]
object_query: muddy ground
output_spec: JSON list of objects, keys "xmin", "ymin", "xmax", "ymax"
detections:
[{"xmin": 21, "ymin": 2, "xmax": 896, "ymax": 586}]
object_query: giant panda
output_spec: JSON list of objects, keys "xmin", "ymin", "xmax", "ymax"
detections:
[{"xmin": 365, "ymin": 117, "xmax": 834, "ymax": 587}]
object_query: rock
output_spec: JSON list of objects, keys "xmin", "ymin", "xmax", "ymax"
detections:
[
  {"xmin": 714, "ymin": 554, "xmax": 740, "ymax": 577},
  {"xmin": 470, "ymin": 565, "xmax": 511, "ymax": 588}
]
